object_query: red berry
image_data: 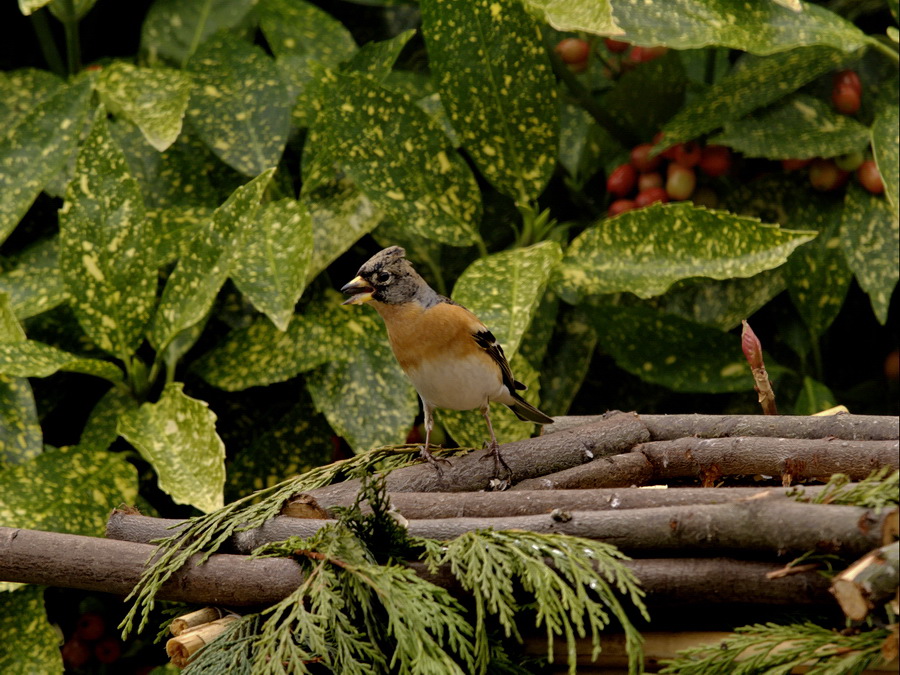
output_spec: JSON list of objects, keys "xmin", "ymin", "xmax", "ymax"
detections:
[
  {"xmin": 604, "ymin": 38, "xmax": 630, "ymax": 53},
  {"xmin": 653, "ymin": 132, "xmax": 678, "ymax": 160},
  {"xmin": 94, "ymin": 637, "xmax": 121, "ymax": 664},
  {"xmin": 608, "ymin": 199, "xmax": 636, "ymax": 217},
  {"xmin": 833, "ymin": 70, "xmax": 862, "ymax": 96},
  {"xmin": 606, "ymin": 163, "xmax": 637, "ymax": 197},
  {"xmin": 835, "ymin": 151, "xmax": 864, "ymax": 172},
  {"xmin": 885, "ymin": 350, "xmax": 900, "ymax": 381},
  {"xmin": 634, "ymin": 187, "xmax": 669, "ymax": 208},
  {"xmin": 672, "ymin": 141, "xmax": 702, "ymax": 168},
  {"xmin": 832, "ymin": 85, "xmax": 860, "ymax": 115},
  {"xmin": 857, "ymin": 160, "xmax": 885, "ymax": 194},
  {"xmin": 781, "ymin": 158, "xmax": 812, "ymax": 172},
  {"xmin": 630, "ymin": 143, "xmax": 662, "ymax": 172},
  {"xmin": 698, "ymin": 145, "xmax": 732, "ymax": 177},
  {"xmin": 638, "ymin": 172, "xmax": 663, "ymax": 192},
  {"xmin": 75, "ymin": 612, "xmax": 105, "ymax": 641},
  {"xmin": 61, "ymin": 639, "xmax": 92, "ymax": 669},
  {"xmin": 555, "ymin": 38, "xmax": 590, "ymax": 71},
  {"xmin": 629, "ymin": 46, "xmax": 668, "ymax": 63},
  {"xmin": 808, "ymin": 159, "xmax": 847, "ymax": 191},
  {"xmin": 665, "ymin": 164, "xmax": 697, "ymax": 200}
]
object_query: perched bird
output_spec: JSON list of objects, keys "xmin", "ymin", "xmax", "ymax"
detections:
[{"xmin": 340, "ymin": 246, "xmax": 553, "ymax": 476}]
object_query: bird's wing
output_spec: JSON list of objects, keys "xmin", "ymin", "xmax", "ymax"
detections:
[{"xmin": 471, "ymin": 329, "xmax": 526, "ymax": 393}]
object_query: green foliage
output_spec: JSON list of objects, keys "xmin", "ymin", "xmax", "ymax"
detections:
[
  {"xmin": 659, "ymin": 622, "xmax": 892, "ymax": 675},
  {"xmin": 0, "ymin": 586, "xmax": 63, "ymax": 674},
  {"xmin": 796, "ymin": 467, "xmax": 900, "ymax": 510}
]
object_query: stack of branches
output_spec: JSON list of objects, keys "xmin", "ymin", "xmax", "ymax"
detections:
[{"xmin": 2, "ymin": 412, "xmax": 899, "ymax": 673}]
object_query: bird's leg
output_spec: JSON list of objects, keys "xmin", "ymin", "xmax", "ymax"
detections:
[
  {"xmin": 419, "ymin": 400, "xmax": 451, "ymax": 473},
  {"xmin": 480, "ymin": 405, "xmax": 512, "ymax": 480}
]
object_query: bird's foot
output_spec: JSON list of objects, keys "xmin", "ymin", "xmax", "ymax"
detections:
[
  {"xmin": 480, "ymin": 441, "xmax": 512, "ymax": 488},
  {"xmin": 419, "ymin": 446, "xmax": 452, "ymax": 476}
]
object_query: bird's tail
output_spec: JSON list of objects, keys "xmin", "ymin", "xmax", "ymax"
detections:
[{"xmin": 507, "ymin": 393, "xmax": 554, "ymax": 425}]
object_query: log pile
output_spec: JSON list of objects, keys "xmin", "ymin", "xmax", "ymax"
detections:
[{"xmin": 1, "ymin": 412, "xmax": 898, "ymax": 672}]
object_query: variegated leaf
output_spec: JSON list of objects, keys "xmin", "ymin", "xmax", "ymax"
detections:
[
  {"xmin": 186, "ymin": 32, "xmax": 292, "ymax": 176},
  {"xmin": 79, "ymin": 386, "xmax": 139, "ymax": 454},
  {"xmin": 555, "ymin": 203, "xmax": 816, "ymax": 302},
  {"xmin": 0, "ymin": 341, "xmax": 123, "ymax": 384},
  {"xmin": 0, "ymin": 68, "xmax": 62, "ymax": 135},
  {"xmin": 0, "ymin": 295, "xmax": 40, "ymax": 466},
  {"xmin": 539, "ymin": 305, "xmax": 597, "ymax": 416},
  {"xmin": 421, "ymin": 0, "xmax": 559, "ymax": 201},
  {"xmin": 0, "ymin": 237, "xmax": 67, "ymax": 320},
  {"xmin": 95, "ymin": 62, "xmax": 192, "ymax": 151},
  {"xmin": 231, "ymin": 199, "xmax": 313, "ymax": 331},
  {"xmin": 59, "ymin": 112, "xmax": 156, "ymax": 359},
  {"xmin": 520, "ymin": 0, "xmax": 619, "ymax": 33},
  {"xmin": 872, "ymin": 90, "xmax": 899, "ymax": 221},
  {"xmin": 0, "ymin": 76, "xmax": 93, "ymax": 245},
  {"xmin": 0, "ymin": 587, "xmax": 62, "ymax": 675},
  {"xmin": 117, "ymin": 382, "xmax": 225, "ymax": 513}
]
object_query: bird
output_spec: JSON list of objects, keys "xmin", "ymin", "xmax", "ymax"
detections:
[{"xmin": 340, "ymin": 246, "xmax": 553, "ymax": 478}]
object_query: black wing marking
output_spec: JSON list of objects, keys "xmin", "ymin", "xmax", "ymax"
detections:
[{"xmin": 472, "ymin": 329, "xmax": 526, "ymax": 393}]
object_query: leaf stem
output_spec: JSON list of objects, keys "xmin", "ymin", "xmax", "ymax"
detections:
[
  {"xmin": 473, "ymin": 234, "xmax": 489, "ymax": 259},
  {"xmin": 60, "ymin": 0, "xmax": 82, "ymax": 74},
  {"xmin": 868, "ymin": 36, "xmax": 900, "ymax": 63},
  {"xmin": 29, "ymin": 9, "xmax": 66, "ymax": 78}
]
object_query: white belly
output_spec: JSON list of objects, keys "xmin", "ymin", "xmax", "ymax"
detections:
[{"xmin": 407, "ymin": 353, "xmax": 510, "ymax": 411}]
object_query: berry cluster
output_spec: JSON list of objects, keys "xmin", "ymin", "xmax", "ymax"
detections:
[
  {"xmin": 61, "ymin": 612, "xmax": 122, "ymax": 669},
  {"xmin": 554, "ymin": 37, "xmax": 668, "ymax": 74},
  {"xmin": 606, "ymin": 137, "xmax": 731, "ymax": 217},
  {"xmin": 832, "ymin": 69, "xmax": 862, "ymax": 116},
  {"xmin": 781, "ymin": 154, "xmax": 884, "ymax": 194}
]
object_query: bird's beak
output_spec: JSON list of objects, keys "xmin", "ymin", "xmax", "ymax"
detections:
[{"xmin": 340, "ymin": 276, "xmax": 375, "ymax": 305}]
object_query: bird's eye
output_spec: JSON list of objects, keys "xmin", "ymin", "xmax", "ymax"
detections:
[{"xmin": 376, "ymin": 271, "xmax": 391, "ymax": 283}]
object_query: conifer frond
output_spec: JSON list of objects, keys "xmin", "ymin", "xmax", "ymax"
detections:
[
  {"xmin": 800, "ymin": 468, "xmax": 899, "ymax": 509},
  {"xmin": 659, "ymin": 622, "xmax": 892, "ymax": 675},
  {"xmin": 427, "ymin": 529, "xmax": 648, "ymax": 675}
]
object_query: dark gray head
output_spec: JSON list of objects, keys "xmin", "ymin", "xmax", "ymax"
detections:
[{"xmin": 340, "ymin": 246, "xmax": 440, "ymax": 306}]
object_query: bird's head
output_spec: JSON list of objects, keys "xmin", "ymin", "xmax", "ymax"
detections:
[{"xmin": 340, "ymin": 246, "xmax": 426, "ymax": 306}]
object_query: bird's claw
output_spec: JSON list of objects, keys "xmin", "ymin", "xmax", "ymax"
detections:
[
  {"xmin": 481, "ymin": 441, "xmax": 512, "ymax": 487},
  {"xmin": 419, "ymin": 446, "xmax": 451, "ymax": 476}
]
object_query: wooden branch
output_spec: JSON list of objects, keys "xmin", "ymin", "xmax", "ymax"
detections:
[
  {"xmin": 547, "ymin": 413, "xmax": 899, "ymax": 441},
  {"xmin": 0, "ymin": 526, "xmax": 835, "ymax": 609},
  {"xmin": 305, "ymin": 412, "xmax": 650, "ymax": 507},
  {"xmin": 166, "ymin": 616, "xmax": 239, "ymax": 667},
  {"xmin": 0, "ymin": 526, "xmax": 302, "ymax": 606},
  {"xmin": 634, "ymin": 437, "xmax": 900, "ymax": 485},
  {"xmin": 831, "ymin": 542, "xmax": 900, "ymax": 621},
  {"xmin": 107, "ymin": 500, "xmax": 888, "ymax": 558},
  {"xmin": 170, "ymin": 607, "xmax": 227, "ymax": 636},
  {"xmin": 512, "ymin": 451, "xmax": 653, "ymax": 490},
  {"xmin": 319, "ymin": 485, "xmax": 832, "ymax": 518}
]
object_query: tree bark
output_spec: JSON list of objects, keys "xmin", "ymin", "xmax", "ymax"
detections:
[
  {"xmin": 107, "ymin": 500, "xmax": 887, "ymax": 558},
  {"xmin": 512, "ymin": 451, "xmax": 654, "ymax": 490},
  {"xmin": 831, "ymin": 542, "xmax": 900, "ymax": 621},
  {"xmin": 0, "ymin": 526, "xmax": 835, "ymax": 609},
  {"xmin": 317, "ymin": 485, "xmax": 832, "ymax": 518},
  {"xmin": 305, "ymin": 412, "xmax": 650, "ymax": 507},
  {"xmin": 548, "ymin": 413, "xmax": 899, "ymax": 441}
]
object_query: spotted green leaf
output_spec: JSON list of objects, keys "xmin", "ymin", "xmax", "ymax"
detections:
[
  {"xmin": 59, "ymin": 113, "xmax": 156, "ymax": 359},
  {"xmin": 231, "ymin": 199, "xmax": 313, "ymax": 331},
  {"xmin": 591, "ymin": 306, "xmax": 763, "ymax": 393},
  {"xmin": 95, "ymin": 62, "xmax": 191, "ymax": 152},
  {"xmin": 341, "ymin": 30, "xmax": 414, "ymax": 82},
  {"xmin": 117, "ymin": 382, "xmax": 225, "ymax": 513},
  {"xmin": 140, "ymin": 0, "xmax": 257, "ymax": 66},
  {"xmin": 0, "ymin": 238, "xmax": 66, "ymax": 320},
  {"xmin": 709, "ymin": 94, "xmax": 870, "ymax": 160},
  {"xmin": 559, "ymin": 102, "xmax": 624, "ymax": 187},
  {"xmin": 653, "ymin": 270, "xmax": 786, "ymax": 332},
  {"xmin": 79, "ymin": 386, "xmax": 139, "ymax": 454},
  {"xmin": 452, "ymin": 241, "xmax": 563, "ymax": 355},
  {"xmin": 421, "ymin": 0, "xmax": 558, "ymax": 202},
  {"xmin": 602, "ymin": 52, "xmax": 688, "ymax": 141},
  {"xmin": 307, "ymin": 309, "xmax": 417, "ymax": 452},
  {"xmin": 0, "ymin": 68, "xmax": 62, "ymax": 135},
  {"xmin": 659, "ymin": 47, "xmax": 846, "ymax": 148},
  {"xmin": 304, "ymin": 72, "xmax": 480, "ymax": 247},
  {"xmin": 840, "ymin": 183, "xmax": 899, "ymax": 325},
  {"xmin": 439, "ymin": 352, "xmax": 542, "ymax": 448},
  {"xmin": 195, "ymin": 297, "xmax": 352, "ymax": 390},
  {"xmin": 0, "ymin": 295, "xmax": 40, "ymax": 466},
  {"xmin": 785, "ymin": 196, "xmax": 851, "ymax": 337},
  {"xmin": 147, "ymin": 206, "xmax": 213, "ymax": 267},
  {"xmin": 258, "ymin": 0, "xmax": 356, "ymax": 64},
  {"xmin": 872, "ymin": 94, "xmax": 899, "ymax": 221},
  {"xmin": 609, "ymin": 0, "xmax": 867, "ymax": 55},
  {"xmin": 0, "ymin": 77, "xmax": 93, "ymax": 245},
  {"xmin": 0, "ymin": 445, "xmax": 138, "ymax": 534},
  {"xmin": 520, "ymin": 0, "xmax": 618, "ymax": 33},
  {"xmin": 555, "ymin": 203, "xmax": 816, "ymax": 302},
  {"xmin": 185, "ymin": 32, "xmax": 292, "ymax": 176},
  {"xmin": 794, "ymin": 376, "xmax": 838, "ymax": 415},
  {"xmin": 226, "ymin": 393, "xmax": 332, "ymax": 499},
  {"xmin": 0, "ymin": 341, "xmax": 123, "ymax": 383},
  {"xmin": 0, "ymin": 587, "xmax": 62, "ymax": 675},
  {"xmin": 539, "ymin": 305, "xmax": 597, "ymax": 416},
  {"xmin": 306, "ymin": 178, "xmax": 383, "ymax": 282},
  {"xmin": 150, "ymin": 169, "xmax": 275, "ymax": 351}
]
